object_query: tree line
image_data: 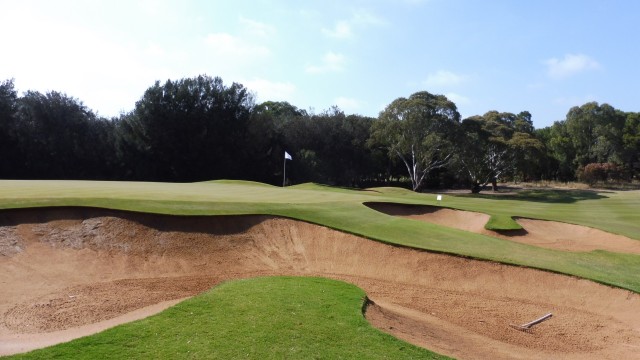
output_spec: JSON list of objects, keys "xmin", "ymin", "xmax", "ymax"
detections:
[{"xmin": 1, "ymin": 76, "xmax": 638, "ymax": 192}]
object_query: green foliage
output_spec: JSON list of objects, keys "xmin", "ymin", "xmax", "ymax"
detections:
[
  {"xmin": 8, "ymin": 277, "xmax": 447, "ymax": 360},
  {"xmin": 282, "ymin": 107, "xmax": 382, "ymax": 186},
  {"xmin": 0, "ymin": 79, "xmax": 19, "ymax": 178},
  {"xmin": 1, "ymin": 76, "xmax": 639, "ymax": 187},
  {"xmin": 622, "ymin": 112, "xmax": 640, "ymax": 178},
  {"xmin": 369, "ymin": 91, "xmax": 460, "ymax": 191},
  {"xmin": 116, "ymin": 75, "xmax": 256, "ymax": 181},
  {"xmin": 13, "ymin": 90, "xmax": 116, "ymax": 179},
  {"xmin": 543, "ymin": 121, "xmax": 576, "ymax": 181},
  {"xmin": 253, "ymin": 100, "xmax": 308, "ymax": 119},
  {"xmin": 565, "ymin": 102, "xmax": 626, "ymax": 167},
  {"xmin": 536, "ymin": 102, "xmax": 635, "ymax": 182},
  {"xmin": 457, "ymin": 111, "xmax": 544, "ymax": 192}
]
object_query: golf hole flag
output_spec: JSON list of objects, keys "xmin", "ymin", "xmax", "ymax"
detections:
[{"xmin": 283, "ymin": 151, "xmax": 292, "ymax": 187}]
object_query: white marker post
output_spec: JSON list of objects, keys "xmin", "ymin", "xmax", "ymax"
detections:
[{"xmin": 436, "ymin": 194, "xmax": 442, "ymax": 205}]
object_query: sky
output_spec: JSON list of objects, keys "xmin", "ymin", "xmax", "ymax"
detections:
[{"xmin": 1, "ymin": 0, "xmax": 639, "ymax": 128}]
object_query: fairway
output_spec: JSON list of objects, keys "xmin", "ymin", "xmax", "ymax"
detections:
[{"xmin": 0, "ymin": 180, "xmax": 639, "ymax": 359}]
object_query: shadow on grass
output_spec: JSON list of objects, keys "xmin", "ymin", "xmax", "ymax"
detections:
[
  {"xmin": 464, "ymin": 189, "xmax": 610, "ymax": 204},
  {"xmin": 294, "ymin": 182, "xmax": 382, "ymax": 193}
]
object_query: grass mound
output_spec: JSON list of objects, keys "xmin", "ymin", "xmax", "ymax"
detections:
[
  {"xmin": 7, "ymin": 277, "xmax": 447, "ymax": 360},
  {"xmin": 484, "ymin": 215, "xmax": 521, "ymax": 230}
]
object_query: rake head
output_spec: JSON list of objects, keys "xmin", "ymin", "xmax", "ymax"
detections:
[
  {"xmin": 509, "ymin": 313, "xmax": 552, "ymax": 333},
  {"xmin": 509, "ymin": 323, "xmax": 534, "ymax": 333}
]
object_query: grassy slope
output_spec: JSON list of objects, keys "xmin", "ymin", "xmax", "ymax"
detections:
[
  {"xmin": 1, "ymin": 180, "xmax": 639, "ymax": 292},
  {"xmin": 2, "ymin": 180, "xmax": 639, "ymax": 359},
  {"xmin": 7, "ymin": 277, "xmax": 448, "ymax": 360}
]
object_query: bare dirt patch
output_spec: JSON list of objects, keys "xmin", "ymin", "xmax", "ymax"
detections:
[
  {"xmin": 1, "ymin": 208, "xmax": 639, "ymax": 359},
  {"xmin": 366, "ymin": 202, "xmax": 640, "ymax": 255}
]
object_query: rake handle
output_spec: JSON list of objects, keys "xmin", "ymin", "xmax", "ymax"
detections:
[{"xmin": 521, "ymin": 313, "xmax": 553, "ymax": 328}]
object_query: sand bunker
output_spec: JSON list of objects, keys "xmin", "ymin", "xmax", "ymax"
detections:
[
  {"xmin": 366, "ymin": 202, "xmax": 640, "ymax": 255},
  {"xmin": 1, "ymin": 208, "xmax": 639, "ymax": 359}
]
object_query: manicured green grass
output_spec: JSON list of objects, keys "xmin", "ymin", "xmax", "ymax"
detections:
[
  {"xmin": 0, "ymin": 180, "xmax": 639, "ymax": 293},
  {"xmin": 6, "ymin": 277, "xmax": 448, "ymax": 360}
]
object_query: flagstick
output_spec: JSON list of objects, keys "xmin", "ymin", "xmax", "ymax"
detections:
[{"xmin": 283, "ymin": 156, "xmax": 286, "ymax": 187}]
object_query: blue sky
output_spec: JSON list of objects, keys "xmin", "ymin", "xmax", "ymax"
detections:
[{"xmin": 1, "ymin": 0, "xmax": 638, "ymax": 128}]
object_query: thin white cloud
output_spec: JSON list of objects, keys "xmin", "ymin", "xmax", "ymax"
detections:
[
  {"xmin": 144, "ymin": 43, "xmax": 165, "ymax": 57},
  {"xmin": 200, "ymin": 17, "xmax": 275, "ymax": 80},
  {"xmin": 351, "ymin": 10, "xmax": 386, "ymax": 26},
  {"xmin": 424, "ymin": 70, "xmax": 466, "ymax": 87},
  {"xmin": 527, "ymin": 82, "xmax": 545, "ymax": 90},
  {"xmin": 243, "ymin": 78, "xmax": 296, "ymax": 102},
  {"xmin": 305, "ymin": 52, "xmax": 346, "ymax": 73},
  {"xmin": 322, "ymin": 10, "xmax": 385, "ymax": 39},
  {"xmin": 545, "ymin": 53, "xmax": 600, "ymax": 79},
  {"xmin": 404, "ymin": 0, "xmax": 430, "ymax": 5},
  {"xmin": 322, "ymin": 21, "xmax": 353, "ymax": 39},
  {"xmin": 335, "ymin": 96, "xmax": 362, "ymax": 112},
  {"xmin": 0, "ymin": 2, "xmax": 278, "ymax": 118},
  {"xmin": 137, "ymin": 0, "xmax": 173, "ymax": 18},
  {"xmin": 445, "ymin": 92, "xmax": 470, "ymax": 105},
  {"xmin": 552, "ymin": 94, "xmax": 597, "ymax": 106},
  {"xmin": 204, "ymin": 32, "xmax": 271, "ymax": 58},
  {"xmin": 239, "ymin": 16, "xmax": 276, "ymax": 38},
  {"xmin": 0, "ymin": 3, "xmax": 160, "ymax": 117}
]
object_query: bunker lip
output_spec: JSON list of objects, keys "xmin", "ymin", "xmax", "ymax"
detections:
[
  {"xmin": 364, "ymin": 201, "xmax": 640, "ymax": 255},
  {"xmin": 1, "ymin": 207, "xmax": 639, "ymax": 359}
]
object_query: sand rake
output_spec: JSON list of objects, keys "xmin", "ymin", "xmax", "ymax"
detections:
[{"xmin": 509, "ymin": 313, "xmax": 552, "ymax": 333}]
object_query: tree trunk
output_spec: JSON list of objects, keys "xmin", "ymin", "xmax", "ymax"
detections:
[
  {"xmin": 491, "ymin": 177, "xmax": 498, "ymax": 192},
  {"xmin": 471, "ymin": 181, "xmax": 482, "ymax": 193},
  {"xmin": 412, "ymin": 181, "xmax": 422, "ymax": 192}
]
